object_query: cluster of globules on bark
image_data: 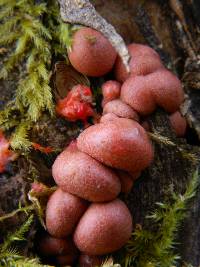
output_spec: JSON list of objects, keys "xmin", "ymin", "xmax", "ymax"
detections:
[{"xmin": 38, "ymin": 27, "xmax": 186, "ymax": 266}]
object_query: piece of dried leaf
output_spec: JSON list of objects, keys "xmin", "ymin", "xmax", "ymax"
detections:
[{"xmin": 53, "ymin": 62, "xmax": 90, "ymax": 99}]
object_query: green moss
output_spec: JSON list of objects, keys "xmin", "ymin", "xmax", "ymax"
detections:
[
  {"xmin": 0, "ymin": 215, "xmax": 49, "ymax": 267},
  {"xmin": 0, "ymin": 0, "xmax": 73, "ymax": 151},
  {"xmin": 121, "ymin": 171, "xmax": 199, "ymax": 267}
]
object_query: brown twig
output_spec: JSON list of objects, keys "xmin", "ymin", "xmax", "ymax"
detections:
[{"xmin": 0, "ymin": 205, "xmax": 35, "ymax": 223}]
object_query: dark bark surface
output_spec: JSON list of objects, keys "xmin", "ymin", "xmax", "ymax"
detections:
[{"xmin": 1, "ymin": 0, "xmax": 200, "ymax": 265}]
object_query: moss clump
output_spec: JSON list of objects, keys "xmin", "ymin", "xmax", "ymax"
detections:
[
  {"xmin": 0, "ymin": 215, "xmax": 47, "ymax": 267},
  {"xmin": 0, "ymin": 0, "xmax": 73, "ymax": 151},
  {"xmin": 121, "ymin": 171, "xmax": 199, "ymax": 267}
]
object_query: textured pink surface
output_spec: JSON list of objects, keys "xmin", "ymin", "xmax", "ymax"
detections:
[
  {"xmin": 149, "ymin": 69, "xmax": 184, "ymax": 113},
  {"xmin": 100, "ymin": 113, "xmax": 119, "ymax": 123},
  {"xmin": 103, "ymin": 99, "xmax": 139, "ymax": 121},
  {"xmin": 52, "ymin": 146, "xmax": 121, "ymax": 202},
  {"xmin": 116, "ymin": 170, "xmax": 134, "ymax": 193},
  {"xmin": 102, "ymin": 80, "xmax": 121, "ymax": 105},
  {"xmin": 77, "ymin": 117, "xmax": 154, "ymax": 172},
  {"xmin": 114, "ymin": 43, "xmax": 164, "ymax": 82},
  {"xmin": 73, "ymin": 199, "xmax": 132, "ymax": 255},
  {"xmin": 46, "ymin": 188, "xmax": 88, "ymax": 238},
  {"xmin": 121, "ymin": 75, "xmax": 156, "ymax": 116},
  {"xmin": 121, "ymin": 69, "xmax": 184, "ymax": 115},
  {"xmin": 39, "ymin": 234, "xmax": 78, "ymax": 265},
  {"xmin": 169, "ymin": 111, "xmax": 187, "ymax": 137},
  {"xmin": 68, "ymin": 27, "xmax": 117, "ymax": 77}
]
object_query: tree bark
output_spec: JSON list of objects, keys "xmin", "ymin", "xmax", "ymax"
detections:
[{"xmin": 1, "ymin": 0, "xmax": 200, "ymax": 265}]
